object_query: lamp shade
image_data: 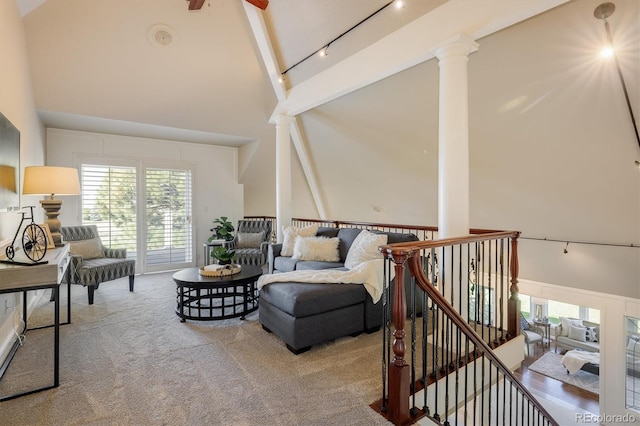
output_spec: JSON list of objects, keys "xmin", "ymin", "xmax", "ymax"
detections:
[{"xmin": 22, "ymin": 166, "xmax": 80, "ymax": 197}]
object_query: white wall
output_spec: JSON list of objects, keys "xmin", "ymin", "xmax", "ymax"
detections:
[
  {"xmin": 0, "ymin": 0, "xmax": 46, "ymax": 373},
  {"xmin": 271, "ymin": 0, "xmax": 639, "ymax": 300},
  {"xmin": 46, "ymin": 128, "xmax": 244, "ymax": 268}
]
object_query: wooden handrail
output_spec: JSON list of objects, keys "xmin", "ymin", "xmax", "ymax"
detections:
[
  {"xmin": 380, "ymin": 232, "xmax": 556, "ymax": 425},
  {"xmin": 379, "ymin": 230, "xmax": 520, "ymax": 255},
  {"xmin": 406, "ymin": 253, "xmax": 558, "ymax": 425}
]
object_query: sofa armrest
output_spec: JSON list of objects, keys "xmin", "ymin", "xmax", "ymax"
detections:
[
  {"xmin": 555, "ymin": 324, "xmax": 562, "ymax": 339},
  {"xmin": 268, "ymin": 243, "xmax": 283, "ymax": 274},
  {"xmin": 104, "ymin": 247, "xmax": 127, "ymax": 259}
]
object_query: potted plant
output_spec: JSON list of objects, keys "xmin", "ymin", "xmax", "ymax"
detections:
[
  {"xmin": 209, "ymin": 216, "xmax": 235, "ymax": 242},
  {"xmin": 210, "ymin": 246, "xmax": 236, "ymax": 265}
]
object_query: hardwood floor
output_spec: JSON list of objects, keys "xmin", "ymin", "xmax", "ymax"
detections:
[{"xmin": 513, "ymin": 344, "xmax": 600, "ymax": 414}]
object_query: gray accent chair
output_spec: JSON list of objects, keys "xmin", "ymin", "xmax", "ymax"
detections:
[
  {"xmin": 223, "ymin": 220, "xmax": 272, "ymax": 267},
  {"xmin": 61, "ymin": 225, "xmax": 135, "ymax": 305},
  {"xmin": 521, "ymin": 313, "xmax": 544, "ymax": 356}
]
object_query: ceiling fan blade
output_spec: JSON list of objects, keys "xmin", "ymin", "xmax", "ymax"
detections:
[
  {"xmin": 188, "ymin": 0, "xmax": 206, "ymax": 10},
  {"xmin": 245, "ymin": 0, "xmax": 269, "ymax": 10}
]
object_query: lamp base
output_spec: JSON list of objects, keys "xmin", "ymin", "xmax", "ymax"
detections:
[{"xmin": 40, "ymin": 199, "xmax": 63, "ymax": 247}]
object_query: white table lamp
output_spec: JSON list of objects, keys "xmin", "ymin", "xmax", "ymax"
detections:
[{"xmin": 22, "ymin": 166, "xmax": 80, "ymax": 247}]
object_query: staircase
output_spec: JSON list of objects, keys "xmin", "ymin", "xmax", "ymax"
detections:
[
  {"xmin": 375, "ymin": 231, "xmax": 559, "ymax": 426},
  {"xmin": 245, "ymin": 216, "xmax": 558, "ymax": 425}
]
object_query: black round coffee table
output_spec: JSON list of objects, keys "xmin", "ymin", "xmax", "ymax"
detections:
[{"xmin": 173, "ymin": 266, "xmax": 262, "ymax": 322}]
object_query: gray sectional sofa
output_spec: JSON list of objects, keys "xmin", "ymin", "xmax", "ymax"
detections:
[{"xmin": 259, "ymin": 227, "xmax": 419, "ymax": 354}]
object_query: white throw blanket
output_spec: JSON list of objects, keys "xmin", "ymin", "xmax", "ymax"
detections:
[
  {"xmin": 256, "ymin": 259, "xmax": 394, "ymax": 304},
  {"xmin": 562, "ymin": 350, "xmax": 600, "ymax": 374}
]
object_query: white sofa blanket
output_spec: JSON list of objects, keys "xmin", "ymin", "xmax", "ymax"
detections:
[
  {"xmin": 562, "ymin": 350, "xmax": 600, "ymax": 374},
  {"xmin": 257, "ymin": 259, "xmax": 394, "ymax": 303}
]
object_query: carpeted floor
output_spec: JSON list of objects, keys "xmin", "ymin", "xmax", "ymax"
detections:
[
  {"xmin": 0, "ymin": 272, "xmax": 392, "ymax": 425},
  {"xmin": 528, "ymin": 351, "xmax": 600, "ymax": 395}
]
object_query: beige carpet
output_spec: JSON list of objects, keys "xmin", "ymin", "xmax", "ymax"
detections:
[{"xmin": 0, "ymin": 272, "xmax": 391, "ymax": 426}]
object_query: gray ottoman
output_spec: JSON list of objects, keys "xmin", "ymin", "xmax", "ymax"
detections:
[{"xmin": 259, "ymin": 282, "xmax": 372, "ymax": 354}]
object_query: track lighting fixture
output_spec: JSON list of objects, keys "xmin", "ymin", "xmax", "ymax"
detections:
[
  {"xmin": 279, "ymin": 0, "xmax": 402, "ymax": 78},
  {"xmin": 564, "ymin": 242, "xmax": 569, "ymax": 254}
]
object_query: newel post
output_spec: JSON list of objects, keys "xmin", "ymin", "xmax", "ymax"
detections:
[
  {"xmin": 386, "ymin": 250, "xmax": 411, "ymax": 425},
  {"xmin": 507, "ymin": 233, "xmax": 521, "ymax": 338}
]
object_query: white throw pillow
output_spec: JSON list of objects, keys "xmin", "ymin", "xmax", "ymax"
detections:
[
  {"xmin": 344, "ymin": 230, "xmax": 388, "ymax": 270},
  {"xmin": 281, "ymin": 224, "xmax": 319, "ymax": 257},
  {"xmin": 560, "ymin": 317, "xmax": 583, "ymax": 337},
  {"xmin": 292, "ymin": 236, "xmax": 340, "ymax": 262},
  {"xmin": 568, "ymin": 325, "xmax": 586, "ymax": 342}
]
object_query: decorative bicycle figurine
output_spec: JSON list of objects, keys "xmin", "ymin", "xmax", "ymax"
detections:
[{"xmin": 4, "ymin": 206, "xmax": 48, "ymax": 263}]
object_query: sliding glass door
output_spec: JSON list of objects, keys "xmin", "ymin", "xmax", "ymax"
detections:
[
  {"xmin": 144, "ymin": 167, "xmax": 192, "ymax": 271},
  {"xmin": 80, "ymin": 161, "xmax": 193, "ymax": 273}
]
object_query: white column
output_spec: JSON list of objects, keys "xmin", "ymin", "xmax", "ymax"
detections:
[
  {"xmin": 275, "ymin": 114, "xmax": 294, "ymax": 242},
  {"xmin": 436, "ymin": 35, "xmax": 478, "ymax": 239}
]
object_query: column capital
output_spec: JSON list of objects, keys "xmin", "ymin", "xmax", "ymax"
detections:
[
  {"xmin": 275, "ymin": 114, "xmax": 295, "ymax": 126},
  {"xmin": 434, "ymin": 34, "xmax": 479, "ymax": 61}
]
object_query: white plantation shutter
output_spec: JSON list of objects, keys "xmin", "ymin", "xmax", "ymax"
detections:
[
  {"xmin": 81, "ymin": 164, "xmax": 138, "ymax": 259},
  {"xmin": 80, "ymin": 162, "xmax": 194, "ymax": 272},
  {"xmin": 145, "ymin": 168, "xmax": 192, "ymax": 266}
]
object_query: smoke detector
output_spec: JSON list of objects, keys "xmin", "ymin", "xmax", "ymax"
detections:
[{"xmin": 148, "ymin": 24, "xmax": 177, "ymax": 47}]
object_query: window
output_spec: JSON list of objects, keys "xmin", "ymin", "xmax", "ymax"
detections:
[
  {"xmin": 80, "ymin": 162, "xmax": 194, "ymax": 273},
  {"xmin": 520, "ymin": 297, "xmax": 599, "ymax": 326},
  {"xmin": 81, "ymin": 164, "xmax": 137, "ymax": 258},
  {"xmin": 520, "ymin": 294, "xmax": 531, "ymax": 320}
]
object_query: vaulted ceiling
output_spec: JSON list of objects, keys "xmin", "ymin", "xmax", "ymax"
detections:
[
  {"xmin": 19, "ymin": 0, "xmax": 442, "ymax": 146},
  {"xmin": 19, "ymin": 0, "xmax": 563, "ymax": 147}
]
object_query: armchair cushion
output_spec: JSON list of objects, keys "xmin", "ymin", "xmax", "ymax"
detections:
[
  {"xmin": 236, "ymin": 231, "xmax": 265, "ymax": 248},
  {"xmin": 69, "ymin": 238, "xmax": 104, "ymax": 260}
]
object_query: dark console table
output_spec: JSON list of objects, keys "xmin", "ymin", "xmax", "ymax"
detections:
[
  {"xmin": 173, "ymin": 266, "xmax": 262, "ymax": 321},
  {"xmin": 0, "ymin": 245, "xmax": 71, "ymax": 401}
]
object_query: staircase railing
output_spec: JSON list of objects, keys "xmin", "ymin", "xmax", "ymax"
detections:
[{"xmin": 377, "ymin": 231, "xmax": 558, "ymax": 426}]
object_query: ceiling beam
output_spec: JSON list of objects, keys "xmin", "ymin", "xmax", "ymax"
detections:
[
  {"xmin": 243, "ymin": 1, "xmax": 327, "ymax": 219},
  {"xmin": 270, "ymin": 0, "xmax": 569, "ymax": 121}
]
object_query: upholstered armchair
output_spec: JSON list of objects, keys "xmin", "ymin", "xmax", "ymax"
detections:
[
  {"xmin": 61, "ymin": 225, "xmax": 136, "ymax": 305},
  {"xmin": 521, "ymin": 313, "xmax": 544, "ymax": 356},
  {"xmin": 223, "ymin": 220, "xmax": 272, "ymax": 267}
]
